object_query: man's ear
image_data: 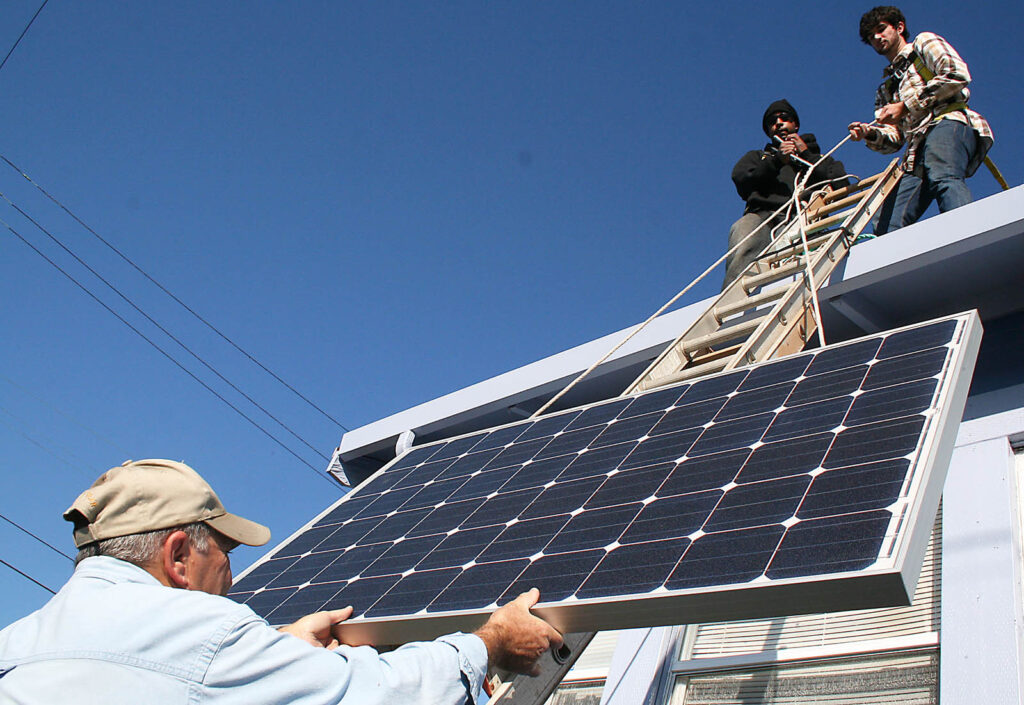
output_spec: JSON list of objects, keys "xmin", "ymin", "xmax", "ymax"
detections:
[{"xmin": 160, "ymin": 530, "xmax": 191, "ymax": 589}]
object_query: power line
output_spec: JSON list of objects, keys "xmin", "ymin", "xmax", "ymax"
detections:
[
  {"xmin": 1, "ymin": 373, "xmax": 129, "ymax": 458},
  {"xmin": 0, "ymin": 154, "xmax": 349, "ymax": 433},
  {"xmin": 0, "ymin": 511, "xmax": 73, "ymax": 562},
  {"xmin": 0, "ymin": 0, "xmax": 49, "ymax": 75},
  {"xmin": 0, "ymin": 190, "xmax": 328, "ymax": 462},
  {"xmin": 0, "ymin": 557, "xmax": 55, "ymax": 595},
  {"xmin": 0, "ymin": 214, "xmax": 339, "ymax": 489},
  {"xmin": 0, "ymin": 407, "xmax": 93, "ymax": 476}
]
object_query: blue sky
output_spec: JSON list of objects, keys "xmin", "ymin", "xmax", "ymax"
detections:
[{"xmin": 0, "ymin": 1, "xmax": 1020, "ymax": 626}]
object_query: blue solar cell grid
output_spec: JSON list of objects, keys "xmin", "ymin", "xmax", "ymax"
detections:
[{"xmin": 229, "ymin": 315, "xmax": 973, "ymax": 633}]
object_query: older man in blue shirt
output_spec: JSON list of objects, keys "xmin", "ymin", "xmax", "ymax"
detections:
[{"xmin": 0, "ymin": 459, "xmax": 562, "ymax": 703}]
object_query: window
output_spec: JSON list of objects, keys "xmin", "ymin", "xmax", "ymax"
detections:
[
  {"xmin": 669, "ymin": 651, "xmax": 937, "ymax": 705},
  {"xmin": 545, "ymin": 631, "xmax": 624, "ymax": 705},
  {"xmin": 663, "ymin": 512, "xmax": 941, "ymax": 705},
  {"xmin": 548, "ymin": 681, "xmax": 606, "ymax": 705}
]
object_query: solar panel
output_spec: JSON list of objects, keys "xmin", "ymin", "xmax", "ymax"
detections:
[{"xmin": 229, "ymin": 312, "xmax": 981, "ymax": 643}]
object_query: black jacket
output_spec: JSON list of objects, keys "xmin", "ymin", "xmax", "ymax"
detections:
[{"xmin": 731, "ymin": 133, "xmax": 849, "ymax": 214}]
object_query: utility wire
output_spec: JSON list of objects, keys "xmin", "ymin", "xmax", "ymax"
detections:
[
  {"xmin": 0, "ymin": 511, "xmax": 73, "ymax": 562},
  {"xmin": 0, "ymin": 215, "xmax": 339, "ymax": 489},
  {"xmin": 1, "ymin": 373, "xmax": 129, "ymax": 458},
  {"xmin": 0, "ymin": 557, "xmax": 55, "ymax": 595},
  {"xmin": 0, "ymin": 154, "xmax": 348, "ymax": 432},
  {"xmin": 0, "ymin": 407, "xmax": 93, "ymax": 475},
  {"xmin": 0, "ymin": 0, "xmax": 49, "ymax": 75},
  {"xmin": 0, "ymin": 191, "xmax": 328, "ymax": 462}
]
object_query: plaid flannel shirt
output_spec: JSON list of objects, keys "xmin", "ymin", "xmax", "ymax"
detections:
[{"xmin": 865, "ymin": 32, "xmax": 993, "ymax": 173}]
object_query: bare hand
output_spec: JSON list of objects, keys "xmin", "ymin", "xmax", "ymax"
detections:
[
  {"xmin": 278, "ymin": 607, "xmax": 354, "ymax": 648},
  {"xmin": 778, "ymin": 134, "xmax": 807, "ymax": 156},
  {"xmin": 848, "ymin": 121, "xmax": 876, "ymax": 142},
  {"xmin": 876, "ymin": 102, "xmax": 907, "ymax": 125},
  {"xmin": 475, "ymin": 589, "xmax": 563, "ymax": 676}
]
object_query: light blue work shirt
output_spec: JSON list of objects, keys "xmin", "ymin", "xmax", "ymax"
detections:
[{"xmin": 0, "ymin": 556, "xmax": 487, "ymax": 704}]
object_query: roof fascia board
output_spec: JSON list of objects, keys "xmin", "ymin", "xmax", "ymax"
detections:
[{"xmin": 825, "ymin": 185, "xmax": 1024, "ymax": 291}]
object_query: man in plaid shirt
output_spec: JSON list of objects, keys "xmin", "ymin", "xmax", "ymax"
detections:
[{"xmin": 848, "ymin": 6, "xmax": 992, "ymax": 234}]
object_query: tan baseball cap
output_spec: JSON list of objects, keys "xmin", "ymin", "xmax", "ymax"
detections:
[{"xmin": 64, "ymin": 459, "xmax": 271, "ymax": 549}]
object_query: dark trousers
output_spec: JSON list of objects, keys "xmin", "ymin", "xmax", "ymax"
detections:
[{"xmin": 722, "ymin": 211, "xmax": 782, "ymax": 290}]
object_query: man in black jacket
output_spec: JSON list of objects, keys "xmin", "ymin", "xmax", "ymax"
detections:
[{"xmin": 723, "ymin": 100, "xmax": 849, "ymax": 289}]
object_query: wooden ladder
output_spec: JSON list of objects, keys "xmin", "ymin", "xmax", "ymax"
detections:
[
  {"xmin": 626, "ymin": 157, "xmax": 902, "ymax": 395},
  {"xmin": 490, "ymin": 158, "xmax": 903, "ymax": 705}
]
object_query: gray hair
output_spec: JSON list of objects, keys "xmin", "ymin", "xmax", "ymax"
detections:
[{"xmin": 75, "ymin": 522, "xmax": 213, "ymax": 567}]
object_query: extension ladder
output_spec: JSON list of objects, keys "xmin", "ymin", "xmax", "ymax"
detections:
[
  {"xmin": 489, "ymin": 158, "xmax": 903, "ymax": 705},
  {"xmin": 627, "ymin": 157, "xmax": 902, "ymax": 394}
]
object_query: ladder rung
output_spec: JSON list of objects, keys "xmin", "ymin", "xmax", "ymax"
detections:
[
  {"xmin": 682, "ymin": 315, "xmax": 767, "ymax": 354},
  {"xmin": 685, "ymin": 344, "xmax": 742, "ymax": 368},
  {"xmin": 765, "ymin": 221, "xmax": 851, "ymax": 262},
  {"xmin": 806, "ymin": 208, "xmax": 854, "ymax": 234},
  {"xmin": 821, "ymin": 172, "xmax": 884, "ymax": 202},
  {"xmin": 714, "ymin": 288, "xmax": 787, "ymax": 321},
  {"xmin": 654, "ymin": 356, "xmax": 733, "ymax": 387},
  {"xmin": 762, "ymin": 229, "xmax": 836, "ymax": 264},
  {"xmin": 743, "ymin": 260, "xmax": 803, "ymax": 290},
  {"xmin": 806, "ymin": 189, "xmax": 870, "ymax": 220}
]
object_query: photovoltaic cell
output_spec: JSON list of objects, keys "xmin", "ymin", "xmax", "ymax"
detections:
[{"xmin": 230, "ymin": 313, "xmax": 980, "ymax": 641}]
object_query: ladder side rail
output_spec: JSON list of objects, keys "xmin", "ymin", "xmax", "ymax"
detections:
[
  {"xmin": 725, "ymin": 229, "xmax": 855, "ymax": 371},
  {"xmin": 627, "ymin": 158, "xmax": 900, "ymax": 394},
  {"xmin": 623, "ymin": 217, "xmax": 801, "ymax": 395},
  {"xmin": 643, "ymin": 232, "xmax": 848, "ymax": 390},
  {"xmin": 723, "ymin": 159, "xmax": 903, "ymax": 371},
  {"xmin": 626, "ymin": 207, "xmax": 815, "ymax": 394}
]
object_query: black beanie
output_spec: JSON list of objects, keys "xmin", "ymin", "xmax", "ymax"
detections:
[{"xmin": 762, "ymin": 99, "xmax": 800, "ymax": 135}]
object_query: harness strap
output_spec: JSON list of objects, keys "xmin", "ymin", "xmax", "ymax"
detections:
[
  {"xmin": 984, "ymin": 155, "xmax": 1009, "ymax": 191},
  {"xmin": 909, "ymin": 52, "xmax": 967, "ymax": 124},
  {"xmin": 897, "ymin": 51, "xmax": 1006, "ymax": 189}
]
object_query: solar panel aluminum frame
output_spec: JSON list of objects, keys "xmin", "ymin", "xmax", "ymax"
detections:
[
  {"xmin": 236, "ymin": 311, "xmax": 982, "ymax": 645},
  {"xmin": 879, "ymin": 311, "xmax": 982, "ymax": 621}
]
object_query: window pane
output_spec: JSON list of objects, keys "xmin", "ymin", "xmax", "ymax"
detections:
[
  {"xmin": 673, "ymin": 650, "xmax": 937, "ymax": 705},
  {"xmin": 546, "ymin": 680, "xmax": 605, "ymax": 705}
]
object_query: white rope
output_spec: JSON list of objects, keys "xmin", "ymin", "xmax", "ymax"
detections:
[
  {"xmin": 531, "ymin": 130, "xmax": 862, "ymax": 418},
  {"xmin": 790, "ymin": 146, "xmax": 840, "ymax": 348},
  {"xmin": 792, "ymin": 196, "xmax": 827, "ymax": 348},
  {"xmin": 789, "ymin": 129, "xmax": 869, "ymax": 349},
  {"xmin": 529, "ymin": 198, "xmax": 793, "ymax": 418}
]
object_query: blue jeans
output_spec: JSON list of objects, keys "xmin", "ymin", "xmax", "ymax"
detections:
[{"xmin": 875, "ymin": 119, "xmax": 978, "ymax": 234}]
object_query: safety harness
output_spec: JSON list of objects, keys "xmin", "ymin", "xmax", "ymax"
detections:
[{"xmin": 883, "ymin": 50, "xmax": 1006, "ymax": 189}]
